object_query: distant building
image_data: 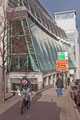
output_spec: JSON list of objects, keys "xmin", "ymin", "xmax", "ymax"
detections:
[
  {"xmin": 0, "ymin": 0, "xmax": 76, "ymax": 93},
  {"xmin": 54, "ymin": 10, "xmax": 80, "ymax": 79}
]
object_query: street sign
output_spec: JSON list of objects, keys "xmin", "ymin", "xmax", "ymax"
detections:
[
  {"xmin": 58, "ymin": 52, "xmax": 68, "ymax": 60},
  {"xmin": 56, "ymin": 60, "xmax": 68, "ymax": 71}
]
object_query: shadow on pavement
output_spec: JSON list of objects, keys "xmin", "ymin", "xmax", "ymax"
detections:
[
  {"xmin": 32, "ymin": 93, "xmax": 42, "ymax": 101},
  {"xmin": 4, "ymin": 94, "xmax": 15, "ymax": 101},
  {"xmin": 69, "ymin": 91, "xmax": 74, "ymax": 101},
  {"xmin": 0, "ymin": 95, "xmax": 61, "ymax": 120}
]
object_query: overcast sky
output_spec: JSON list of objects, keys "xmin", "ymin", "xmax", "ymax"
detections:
[{"xmin": 40, "ymin": 0, "xmax": 80, "ymax": 32}]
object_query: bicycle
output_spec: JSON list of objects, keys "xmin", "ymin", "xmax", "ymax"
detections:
[{"xmin": 18, "ymin": 89, "xmax": 30, "ymax": 114}]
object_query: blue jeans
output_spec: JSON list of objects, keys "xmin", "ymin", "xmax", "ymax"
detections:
[
  {"xmin": 26, "ymin": 94, "xmax": 30, "ymax": 102},
  {"xmin": 57, "ymin": 88, "xmax": 63, "ymax": 96}
]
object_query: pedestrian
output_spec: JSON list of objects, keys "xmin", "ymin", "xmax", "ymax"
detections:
[
  {"xmin": 65, "ymin": 79, "xmax": 67, "ymax": 89},
  {"xmin": 56, "ymin": 76, "xmax": 64, "ymax": 97},
  {"xmin": 67, "ymin": 77, "xmax": 70, "ymax": 86}
]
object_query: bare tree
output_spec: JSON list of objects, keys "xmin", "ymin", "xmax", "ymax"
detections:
[
  {"xmin": 0, "ymin": 2, "xmax": 18, "ymax": 101},
  {"xmin": 0, "ymin": 3, "xmax": 32, "ymax": 101},
  {"xmin": 0, "ymin": 1, "xmax": 9, "ymax": 101}
]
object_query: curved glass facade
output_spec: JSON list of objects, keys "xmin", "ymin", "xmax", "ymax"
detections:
[{"xmin": 7, "ymin": 0, "xmax": 76, "ymax": 72}]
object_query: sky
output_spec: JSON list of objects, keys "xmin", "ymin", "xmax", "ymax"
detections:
[{"xmin": 40, "ymin": 0, "xmax": 80, "ymax": 32}]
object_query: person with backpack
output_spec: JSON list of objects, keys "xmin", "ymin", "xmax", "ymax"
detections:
[{"xmin": 56, "ymin": 76, "xmax": 64, "ymax": 97}]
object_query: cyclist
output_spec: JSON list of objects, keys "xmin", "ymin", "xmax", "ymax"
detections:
[{"xmin": 20, "ymin": 76, "xmax": 32, "ymax": 104}]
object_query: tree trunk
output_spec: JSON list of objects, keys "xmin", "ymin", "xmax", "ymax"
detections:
[{"xmin": 1, "ymin": 67, "xmax": 5, "ymax": 101}]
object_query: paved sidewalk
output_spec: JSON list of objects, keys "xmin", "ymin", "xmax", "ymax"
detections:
[
  {"xmin": 0, "ymin": 86, "xmax": 80, "ymax": 120},
  {"xmin": 0, "ymin": 94, "xmax": 21, "ymax": 115},
  {"xmin": 38, "ymin": 86, "xmax": 80, "ymax": 120}
]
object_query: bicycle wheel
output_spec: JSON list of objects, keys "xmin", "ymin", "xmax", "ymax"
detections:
[
  {"xmin": 21, "ymin": 99, "xmax": 25, "ymax": 114},
  {"xmin": 27, "ymin": 100, "xmax": 30, "ymax": 109}
]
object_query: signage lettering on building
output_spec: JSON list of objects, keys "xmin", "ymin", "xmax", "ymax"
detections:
[
  {"xmin": 9, "ymin": 73, "xmax": 36, "ymax": 78},
  {"xmin": 56, "ymin": 60, "xmax": 68, "ymax": 71}
]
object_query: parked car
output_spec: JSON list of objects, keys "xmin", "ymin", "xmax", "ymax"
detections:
[
  {"xmin": 74, "ymin": 84, "xmax": 80, "ymax": 106},
  {"xmin": 74, "ymin": 79, "xmax": 80, "ymax": 88}
]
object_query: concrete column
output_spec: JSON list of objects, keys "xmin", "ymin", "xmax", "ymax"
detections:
[
  {"xmin": 8, "ymin": 78, "xmax": 11, "ymax": 92},
  {"xmin": 37, "ymin": 73, "xmax": 43, "ymax": 90},
  {"xmin": 43, "ymin": 77, "xmax": 47, "ymax": 87},
  {"xmin": 45, "ymin": 77, "xmax": 48, "ymax": 86},
  {"xmin": 54, "ymin": 74, "xmax": 57, "ymax": 87},
  {"xmin": 50, "ymin": 75, "xmax": 53, "ymax": 84}
]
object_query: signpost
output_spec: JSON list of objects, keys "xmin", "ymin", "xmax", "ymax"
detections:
[
  {"xmin": 58, "ymin": 52, "xmax": 68, "ymax": 60},
  {"xmin": 56, "ymin": 52, "xmax": 68, "ymax": 71},
  {"xmin": 56, "ymin": 52, "xmax": 68, "ymax": 88},
  {"xmin": 56, "ymin": 60, "xmax": 68, "ymax": 71}
]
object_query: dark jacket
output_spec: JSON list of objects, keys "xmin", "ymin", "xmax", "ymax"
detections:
[
  {"xmin": 67, "ymin": 77, "xmax": 70, "ymax": 83},
  {"xmin": 56, "ymin": 78, "xmax": 63, "ymax": 88},
  {"xmin": 20, "ymin": 77, "xmax": 32, "ymax": 92}
]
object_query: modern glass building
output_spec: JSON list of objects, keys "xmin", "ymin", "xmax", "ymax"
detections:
[
  {"xmin": 1, "ymin": 0, "xmax": 76, "ymax": 92},
  {"xmin": 54, "ymin": 10, "xmax": 80, "ymax": 79},
  {"xmin": 54, "ymin": 11, "xmax": 77, "ymax": 51}
]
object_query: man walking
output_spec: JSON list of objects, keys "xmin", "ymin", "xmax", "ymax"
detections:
[
  {"xmin": 56, "ymin": 76, "xmax": 64, "ymax": 96},
  {"xmin": 67, "ymin": 77, "xmax": 70, "ymax": 86}
]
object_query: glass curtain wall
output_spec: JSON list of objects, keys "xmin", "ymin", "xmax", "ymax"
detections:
[
  {"xmin": 7, "ymin": 17, "xmax": 40, "ymax": 72},
  {"xmin": 30, "ymin": 19, "xmax": 75, "ymax": 72},
  {"xmin": 62, "ymin": 44, "xmax": 76, "ymax": 69},
  {"xmin": 7, "ymin": 0, "xmax": 76, "ymax": 72}
]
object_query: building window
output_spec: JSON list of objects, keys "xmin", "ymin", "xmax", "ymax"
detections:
[
  {"xmin": 8, "ymin": 0, "xmax": 23, "ymax": 7},
  {"xmin": 55, "ymin": 12, "xmax": 74, "ymax": 20}
]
